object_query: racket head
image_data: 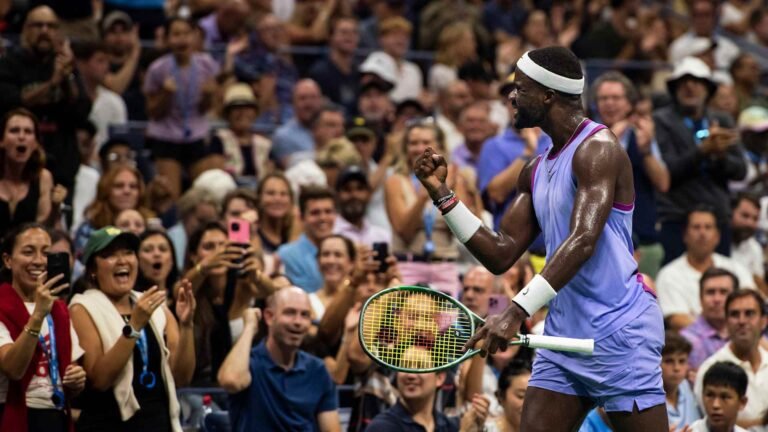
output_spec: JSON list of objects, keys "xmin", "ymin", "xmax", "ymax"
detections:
[{"xmin": 358, "ymin": 285, "xmax": 482, "ymax": 373}]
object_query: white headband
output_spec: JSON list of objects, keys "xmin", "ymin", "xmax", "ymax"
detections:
[{"xmin": 516, "ymin": 51, "xmax": 584, "ymax": 95}]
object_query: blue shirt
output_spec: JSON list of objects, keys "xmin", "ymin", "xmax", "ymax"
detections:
[
  {"xmin": 270, "ymin": 118, "xmax": 314, "ymax": 167},
  {"xmin": 230, "ymin": 341, "xmax": 337, "ymax": 432},
  {"xmin": 578, "ymin": 409, "xmax": 612, "ymax": 432},
  {"xmin": 667, "ymin": 380, "xmax": 702, "ymax": 429},
  {"xmin": 277, "ymin": 234, "xmax": 323, "ymax": 293},
  {"xmin": 366, "ymin": 400, "xmax": 458, "ymax": 432}
]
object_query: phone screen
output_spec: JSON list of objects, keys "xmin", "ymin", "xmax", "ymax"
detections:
[{"xmin": 372, "ymin": 242, "xmax": 389, "ymax": 273}]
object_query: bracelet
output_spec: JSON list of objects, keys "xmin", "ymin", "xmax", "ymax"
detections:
[
  {"xmin": 433, "ymin": 190, "xmax": 456, "ymax": 207},
  {"xmin": 24, "ymin": 325, "xmax": 41, "ymax": 337},
  {"xmin": 437, "ymin": 195, "xmax": 459, "ymax": 213},
  {"xmin": 195, "ymin": 263, "xmax": 203, "ymax": 275},
  {"xmin": 512, "ymin": 274, "xmax": 557, "ymax": 316}
]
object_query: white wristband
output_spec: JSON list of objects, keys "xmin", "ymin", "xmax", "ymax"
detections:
[
  {"xmin": 442, "ymin": 201, "xmax": 482, "ymax": 243},
  {"xmin": 512, "ymin": 274, "xmax": 557, "ymax": 316}
]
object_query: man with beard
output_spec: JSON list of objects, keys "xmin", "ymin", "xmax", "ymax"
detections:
[
  {"xmin": 218, "ymin": 288, "xmax": 342, "ymax": 432},
  {"xmin": 0, "ymin": 6, "xmax": 91, "ymax": 219},
  {"xmin": 730, "ymin": 193, "xmax": 767, "ymax": 295},
  {"xmin": 414, "ymin": 46, "xmax": 670, "ymax": 431},
  {"xmin": 332, "ymin": 165, "xmax": 391, "ymax": 246}
]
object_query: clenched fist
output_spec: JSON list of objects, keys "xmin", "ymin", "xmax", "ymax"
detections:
[{"xmin": 413, "ymin": 146, "xmax": 448, "ymax": 198}]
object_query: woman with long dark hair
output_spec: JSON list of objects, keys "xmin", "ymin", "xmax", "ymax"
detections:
[{"xmin": 136, "ymin": 229, "xmax": 179, "ymax": 297}]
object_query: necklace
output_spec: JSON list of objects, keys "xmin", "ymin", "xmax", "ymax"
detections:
[{"xmin": 545, "ymin": 118, "xmax": 587, "ymax": 179}]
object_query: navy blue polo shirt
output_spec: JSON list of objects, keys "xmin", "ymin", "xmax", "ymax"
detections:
[
  {"xmin": 366, "ymin": 400, "xmax": 459, "ymax": 432},
  {"xmin": 229, "ymin": 341, "xmax": 338, "ymax": 432}
]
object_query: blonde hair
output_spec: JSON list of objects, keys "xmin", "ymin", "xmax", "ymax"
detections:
[
  {"xmin": 394, "ymin": 121, "xmax": 447, "ymax": 175},
  {"xmin": 435, "ymin": 23, "xmax": 473, "ymax": 66}
]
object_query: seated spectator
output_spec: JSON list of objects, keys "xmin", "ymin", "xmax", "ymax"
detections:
[
  {"xmin": 729, "ymin": 53, "xmax": 767, "ymax": 113},
  {"xmin": 358, "ymin": 0, "xmax": 406, "ymax": 49},
  {"xmin": 366, "ymin": 346, "xmax": 489, "ymax": 431},
  {"xmin": 143, "ymin": 16, "xmax": 220, "ymax": 201},
  {"xmin": 74, "ymin": 41, "xmax": 128, "ymax": 151},
  {"xmin": 218, "ymin": 288, "xmax": 341, "ymax": 431},
  {"xmin": 0, "ymin": 109, "xmax": 63, "ymax": 238},
  {"xmin": 310, "ymin": 235, "xmax": 356, "ymax": 322},
  {"xmin": 695, "ymin": 289, "xmax": 768, "ymax": 429},
  {"xmin": 303, "ymin": 104, "xmax": 347, "ymax": 167},
  {"xmin": 102, "ymin": 0, "xmax": 166, "ymax": 40},
  {"xmin": 277, "ymin": 186, "xmax": 336, "ymax": 293},
  {"xmin": 69, "ymin": 226, "xmax": 196, "ymax": 430},
  {"xmin": 748, "ymin": 7, "xmax": 768, "ymax": 48},
  {"xmin": 663, "ymin": 331, "xmax": 702, "ymax": 429},
  {"xmin": 97, "ymin": 138, "xmax": 136, "ymax": 173},
  {"xmin": 333, "ymin": 165, "xmax": 391, "ymax": 246},
  {"xmin": 135, "ymin": 229, "xmax": 179, "ymax": 295},
  {"xmin": 0, "ymin": 223, "xmax": 87, "ymax": 432},
  {"xmin": 356, "ymin": 79, "xmax": 395, "ymax": 143},
  {"xmin": 307, "ymin": 16, "xmax": 361, "ymax": 114},
  {"xmin": 435, "ymin": 80, "xmax": 474, "ymax": 154},
  {"xmin": 385, "ymin": 121, "xmax": 477, "ymax": 297},
  {"xmin": 284, "ymin": 0, "xmax": 340, "ymax": 45},
  {"xmin": 167, "ymin": 187, "xmax": 220, "ymax": 269},
  {"xmin": 657, "ymin": 206, "xmax": 754, "ymax": 330},
  {"xmin": 654, "ymin": 57, "xmax": 746, "ymax": 264},
  {"xmin": 114, "ymin": 208, "xmax": 146, "ymax": 235},
  {"xmin": 197, "ymin": 0, "xmax": 250, "ymax": 53},
  {"xmin": 452, "ymin": 101, "xmax": 495, "ymax": 173},
  {"xmin": 74, "ymin": 166, "xmax": 154, "ymax": 259},
  {"xmin": 669, "ymin": 0, "xmax": 740, "ymax": 70},
  {"xmin": 733, "ymin": 107, "xmax": 768, "ymax": 196},
  {"xmin": 210, "ymin": 83, "xmax": 272, "ymax": 183},
  {"xmin": 682, "ymin": 268, "xmax": 737, "ymax": 371},
  {"xmin": 691, "ymin": 361, "xmax": 750, "ymax": 432},
  {"xmin": 457, "ymin": 61, "xmax": 507, "ymax": 134},
  {"xmin": 485, "ymin": 361, "xmax": 532, "ymax": 432},
  {"xmin": 270, "ymin": 79, "xmax": 323, "ymax": 169},
  {"xmin": 100, "ymin": 11, "xmax": 144, "ymax": 119},
  {"xmin": 347, "ymin": 117, "xmax": 394, "ymax": 231},
  {"xmin": 377, "ymin": 17, "xmax": 423, "ymax": 103},
  {"xmin": 730, "ymin": 193, "xmax": 767, "ymax": 295},
  {"xmin": 428, "ymin": 23, "xmax": 477, "ymax": 92},
  {"xmin": 256, "ymin": 173, "xmax": 297, "ymax": 254}
]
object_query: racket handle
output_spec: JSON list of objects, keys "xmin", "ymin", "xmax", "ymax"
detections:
[{"xmin": 520, "ymin": 334, "xmax": 594, "ymax": 354}]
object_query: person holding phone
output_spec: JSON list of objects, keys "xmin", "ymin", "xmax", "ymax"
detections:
[
  {"xmin": 69, "ymin": 226, "xmax": 196, "ymax": 431},
  {"xmin": 0, "ymin": 223, "xmax": 86, "ymax": 432}
]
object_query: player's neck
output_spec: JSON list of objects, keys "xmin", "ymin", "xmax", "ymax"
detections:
[{"xmin": 541, "ymin": 112, "xmax": 587, "ymax": 153}]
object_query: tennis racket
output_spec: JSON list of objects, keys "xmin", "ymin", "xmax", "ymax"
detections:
[{"xmin": 358, "ymin": 285, "xmax": 594, "ymax": 373}]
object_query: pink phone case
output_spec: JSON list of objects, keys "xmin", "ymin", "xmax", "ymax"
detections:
[{"xmin": 228, "ymin": 218, "xmax": 251, "ymax": 244}]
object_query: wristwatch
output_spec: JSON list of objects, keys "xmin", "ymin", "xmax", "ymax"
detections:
[{"xmin": 122, "ymin": 324, "xmax": 141, "ymax": 339}]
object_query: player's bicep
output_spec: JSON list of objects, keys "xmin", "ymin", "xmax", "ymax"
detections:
[
  {"xmin": 569, "ymin": 138, "xmax": 620, "ymax": 241},
  {"xmin": 498, "ymin": 157, "xmax": 541, "ymax": 241}
]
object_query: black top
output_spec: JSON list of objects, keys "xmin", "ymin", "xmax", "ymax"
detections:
[
  {"xmin": 75, "ymin": 318, "xmax": 172, "ymax": 432},
  {"xmin": 366, "ymin": 401, "xmax": 458, "ymax": 432},
  {"xmin": 0, "ymin": 178, "xmax": 39, "ymax": 239}
]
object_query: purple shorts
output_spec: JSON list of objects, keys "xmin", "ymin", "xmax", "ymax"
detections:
[{"xmin": 528, "ymin": 300, "xmax": 666, "ymax": 412}]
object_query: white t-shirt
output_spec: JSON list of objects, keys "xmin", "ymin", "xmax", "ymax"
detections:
[
  {"xmin": 689, "ymin": 418, "xmax": 748, "ymax": 432},
  {"xmin": 731, "ymin": 238, "xmax": 765, "ymax": 279},
  {"xmin": 0, "ymin": 303, "xmax": 85, "ymax": 408}
]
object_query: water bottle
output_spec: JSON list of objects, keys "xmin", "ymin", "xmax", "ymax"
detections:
[{"xmin": 202, "ymin": 394, "xmax": 213, "ymax": 417}]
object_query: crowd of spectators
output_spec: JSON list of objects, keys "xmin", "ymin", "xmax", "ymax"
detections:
[{"xmin": 0, "ymin": 0, "xmax": 768, "ymax": 431}]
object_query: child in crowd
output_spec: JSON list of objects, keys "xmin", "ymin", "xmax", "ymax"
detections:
[
  {"xmin": 663, "ymin": 331, "xmax": 702, "ymax": 429},
  {"xmin": 689, "ymin": 361, "xmax": 749, "ymax": 432}
]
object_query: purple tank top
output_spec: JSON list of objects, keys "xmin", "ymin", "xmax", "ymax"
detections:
[{"xmin": 531, "ymin": 119, "xmax": 655, "ymax": 342}]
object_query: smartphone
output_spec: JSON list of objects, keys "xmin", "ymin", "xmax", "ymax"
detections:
[
  {"xmin": 228, "ymin": 218, "xmax": 251, "ymax": 246},
  {"xmin": 488, "ymin": 294, "xmax": 510, "ymax": 316},
  {"xmin": 46, "ymin": 252, "xmax": 71, "ymax": 297},
  {"xmin": 372, "ymin": 242, "xmax": 389, "ymax": 273}
]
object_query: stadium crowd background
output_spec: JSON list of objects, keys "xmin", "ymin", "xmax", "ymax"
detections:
[{"xmin": 0, "ymin": 0, "xmax": 767, "ymax": 431}]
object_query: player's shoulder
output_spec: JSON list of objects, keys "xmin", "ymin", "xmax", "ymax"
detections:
[{"xmin": 573, "ymin": 127, "xmax": 626, "ymax": 168}]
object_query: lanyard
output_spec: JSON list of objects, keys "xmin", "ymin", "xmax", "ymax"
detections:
[
  {"xmin": 40, "ymin": 315, "xmax": 65, "ymax": 409},
  {"xmin": 170, "ymin": 55, "xmax": 198, "ymax": 140},
  {"xmin": 136, "ymin": 328, "xmax": 157, "ymax": 389},
  {"xmin": 411, "ymin": 174, "xmax": 435, "ymax": 256},
  {"xmin": 683, "ymin": 117, "xmax": 710, "ymax": 146}
]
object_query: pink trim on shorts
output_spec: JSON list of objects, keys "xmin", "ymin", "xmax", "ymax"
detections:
[{"xmin": 637, "ymin": 273, "xmax": 656, "ymax": 298}]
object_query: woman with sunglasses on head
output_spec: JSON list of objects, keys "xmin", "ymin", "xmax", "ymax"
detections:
[
  {"xmin": 69, "ymin": 226, "xmax": 196, "ymax": 432},
  {"xmin": 0, "ymin": 223, "xmax": 86, "ymax": 432}
]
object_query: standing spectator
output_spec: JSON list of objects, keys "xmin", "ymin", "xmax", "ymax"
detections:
[
  {"xmin": 143, "ymin": 17, "xmax": 220, "ymax": 202},
  {"xmin": 270, "ymin": 79, "xmax": 323, "ymax": 169},
  {"xmin": 460, "ymin": 265, "xmax": 494, "ymax": 319},
  {"xmin": 681, "ymin": 268, "xmax": 737, "ymax": 371},
  {"xmin": 197, "ymin": 0, "xmax": 250, "ymax": 52},
  {"xmin": 748, "ymin": 7, "xmax": 768, "ymax": 48},
  {"xmin": 217, "ymin": 289, "xmax": 341, "ymax": 432},
  {"xmin": 477, "ymin": 75, "xmax": 551, "ymax": 230},
  {"xmin": 457, "ymin": 61, "xmax": 507, "ymax": 134},
  {"xmin": 733, "ymin": 106, "xmax": 768, "ymax": 196},
  {"xmin": 730, "ymin": 53, "xmax": 768, "ymax": 112},
  {"xmin": 308, "ymin": 16, "xmax": 361, "ymax": 114},
  {"xmin": 135, "ymin": 229, "xmax": 179, "ymax": 294},
  {"xmin": 669, "ymin": 0, "xmax": 740, "ymax": 71},
  {"xmin": 428, "ymin": 23, "xmax": 477, "ymax": 92},
  {"xmin": 100, "ymin": 12, "xmax": 143, "ymax": 119},
  {"xmin": 694, "ymin": 289, "xmax": 768, "ymax": 430},
  {"xmin": 256, "ymin": 173, "xmax": 297, "ymax": 254},
  {"xmin": 74, "ymin": 41, "xmax": 128, "ymax": 151},
  {"xmin": 731, "ymin": 193, "xmax": 767, "ymax": 295},
  {"xmin": 482, "ymin": 0, "xmax": 528, "ymax": 43},
  {"xmin": 691, "ymin": 361, "xmax": 750, "ymax": 432},
  {"xmin": 69, "ymin": 226, "xmax": 196, "ymax": 431},
  {"xmin": 591, "ymin": 71, "xmax": 669, "ymax": 277},
  {"xmin": 0, "ymin": 5, "xmax": 92, "ymax": 200},
  {"xmin": 0, "ymin": 223, "xmax": 87, "ymax": 432},
  {"xmin": 656, "ymin": 207, "xmax": 754, "ymax": 330},
  {"xmin": 114, "ymin": 209, "xmax": 146, "ymax": 235},
  {"xmin": 662, "ymin": 331, "xmax": 702, "ymax": 430},
  {"xmin": 435, "ymin": 80, "xmax": 473, "ymax": 154},
  {"xmin": 166, "ymin": 187, "xmax": 221, "ymax": 269},
  {"xmin": 357, "ymin": 80, "xmax": 395, "ymax": 137},
  {"xmin": 277, "ymin": 186, "xmax": 336, "ymax": 293},
  {"xmin": 333, "ymin": 165, "xmax": 391, "ymax": 246},
  {"xmin": 358, "ymin": 0, "xmax": 406, "ymax": 49},
  {"xmin": 654, "ymin": 57, "xmax": 746, "ymax": 264},
  {"xmin": 0, "ymin": 109, "xmax": 63, "ymax": 238},
  {"xmin": 451, "ymin": 102, "xmax": 494, "ymax": 173},
  {"xmin": 377, "ymin": 17, "xmax": 423, "ymax": 104}
]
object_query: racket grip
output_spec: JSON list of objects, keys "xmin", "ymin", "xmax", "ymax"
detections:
[{"xmin": 521, "ymin": 334, "xmax": 594, "ymax": 354}]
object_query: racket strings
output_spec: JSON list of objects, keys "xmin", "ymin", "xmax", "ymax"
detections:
[{"xmin": 360, "ymin": 290, "xmax": 473, "ymax": 371}]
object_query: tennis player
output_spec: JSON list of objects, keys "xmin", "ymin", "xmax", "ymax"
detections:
[{"xmin": 414, "ymin": 46, "xmax": 668, "ymax": 431}]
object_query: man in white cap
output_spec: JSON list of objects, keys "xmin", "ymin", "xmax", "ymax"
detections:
[
  {"xmin": 415, "ymin": 46, "xmax": 669, "ymax": 431},
  {"xmin": 653, "ymin": 56, "xmax": 746, "ymax": 266}
]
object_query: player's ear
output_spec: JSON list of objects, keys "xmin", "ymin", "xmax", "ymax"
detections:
[{"xmin": 542, "ymin": 88, "xmax": 556, "ymax": 106}]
